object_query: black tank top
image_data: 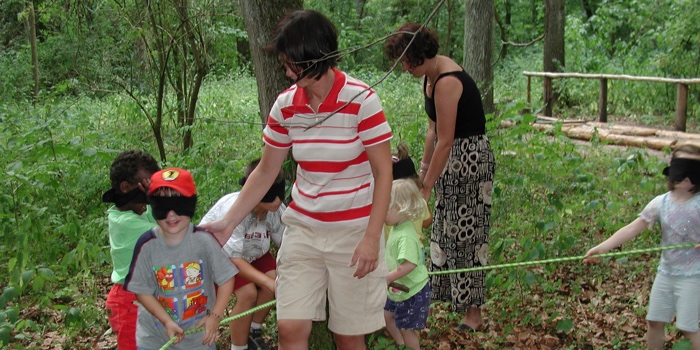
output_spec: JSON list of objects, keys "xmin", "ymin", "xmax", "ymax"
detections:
[{"xmin": 424, "ymin": 69, "xmax": 486, "ymax": 138}]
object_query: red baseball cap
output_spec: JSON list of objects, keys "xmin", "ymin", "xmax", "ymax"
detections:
[{"xmin": 148, "ymin": 168, "xmax": 197, "ymax": 197}]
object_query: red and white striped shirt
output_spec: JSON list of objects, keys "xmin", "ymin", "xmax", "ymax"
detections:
[{"xmin": 263, "ymin": 68, "xmax": 392, "ymax": 227}]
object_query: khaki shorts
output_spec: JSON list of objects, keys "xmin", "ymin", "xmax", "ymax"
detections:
[
  {"xmin": 276, "ymin": 212, "xmax": 388, "ymax": 335},
  {"xmin": 647, "ymin": 273, "xmax": 700, "ymax": 332}
]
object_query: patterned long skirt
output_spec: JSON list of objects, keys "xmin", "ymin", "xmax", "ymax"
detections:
[{"xmin": 429, "ymin": 134, "xmax": 494, "ymax": 313}]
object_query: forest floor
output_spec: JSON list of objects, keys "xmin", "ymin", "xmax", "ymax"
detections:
[{"xmin": 88, "ymin": 255, "xmax": 679, "ymax": 350}]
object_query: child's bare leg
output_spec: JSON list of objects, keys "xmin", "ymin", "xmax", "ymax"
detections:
[
  {"xmin": 230, "ymin": 284, "xmax": 258, "ymax": 346},
  {"xmin": 251, "ymin": 270, "xmax": 276, "ymax": 325},
  {"xmin": 399, "ymin": 329, "xmax": 420, "ymax": 350},
  {"xmin": 681, "ymin": 330, "xmax": 700, "ymax": 350},
  {"xmin": 646, "ymin": 320, "xmax": 665, "ymax": 350},
  {"xmin": 384, "ymin": 310, "xmax": 404, "ymax": 346}
]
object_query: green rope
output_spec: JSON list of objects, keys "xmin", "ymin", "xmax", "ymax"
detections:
[
  {"xmin": 158, "ymin": 243, "xmax": 695, "ymax": 349},
  {"xmin": 427, "ymin": 243, "xmax": 696, "ymax": 275},
  {"xmin": 158, "ymin": 300, "xmax": 276, "ymax": 350}
]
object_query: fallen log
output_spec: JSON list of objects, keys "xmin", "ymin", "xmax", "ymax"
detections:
[{"xmin": 524, "ymin": 122, "xmax": 700, "ymax": 150}]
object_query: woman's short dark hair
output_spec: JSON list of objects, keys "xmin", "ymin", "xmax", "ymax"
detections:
[
  {"xmin": 385, "ymin": 23, "xmax": 439, "ymax": 68},
  {"xmin": 267, "ymin": 10, "xmax": 338, "ymax": 81}
]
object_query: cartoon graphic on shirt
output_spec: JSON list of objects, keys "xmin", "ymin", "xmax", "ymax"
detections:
[
  {"xmin": 183, "ymin": 261, "xmax": 202, "ymax": 288},
  {"xmin": 151, "ymin": 261, "xmax": 209, "ymax": 327},
  {"xmin": 155, "ymin": 265, "xmax": 176, "ymax": 292},
  {"xmin": 158, "ymin": 296, "xmax": 179, "ymax": 322},
  {"xmin": 182, "ymin": 290, "xmax": 208, "ymax": 321}
]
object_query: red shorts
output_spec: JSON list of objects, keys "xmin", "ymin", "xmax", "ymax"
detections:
[
  {"xmin": 105, "ymin": 284, "xmax": 138, "ymax": 350},
  {"xmin": 233, "ymin": 252, "xmax": 277, "ymax": 291}
]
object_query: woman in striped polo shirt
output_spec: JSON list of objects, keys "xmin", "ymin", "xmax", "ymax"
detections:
[{"xmin": 203, "ymin": 9, "xmax": 393, "ymax": 350}]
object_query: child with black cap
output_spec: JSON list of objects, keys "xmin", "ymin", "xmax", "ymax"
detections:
[
  {"xmin": 391, "ymin": 143, "xmax": 432, "ymax": 234},
  {"xmin": 584, "ymin": 144, "xmax": 700, "ymax": 349},
  {"xmin": 199, "ymin": 158, "xmax": 286, "ymax": 350},
  {"xmin": 103, "ymin": 150, "xmax": 160, "ymax": 350},
  {"xmin": 124, "ymin": 168, "xmax": 238, "ymax": 350}
]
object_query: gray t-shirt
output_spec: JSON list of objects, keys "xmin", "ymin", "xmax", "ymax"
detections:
[
  {"xmin": 124, "ymin": 224, "xmax": 238, "ymax": 350},
  {"xmin": 199, "ymin": 192, "xmax": 285, "ymax": 263},
  {"xmin": 639, "ymin": 192, "xmax": 700, "ymax": 277}
]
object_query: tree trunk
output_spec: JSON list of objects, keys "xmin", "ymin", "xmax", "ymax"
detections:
[
  {"xmin": 581, "ymin": 0, "xmax": 594, "ymax": 19},
  {"xmin": 27, "ymin": 0, "xmax": 39, "ymax": 103},
  {"xmin": 175, "ymin": 0, "xmax": 208, "ymax": 151},
  {"xmin": 543, "ymin": 0, "xmax": 565, "ymax": 115},
  {"xmin": 240, "ymin": 0, "xmax": 303, "ymax": 125},
  {"xmin": 355, "ymin": 0, "xmax": 366, "ymax": 27},
  {"xmin": 494, "ymin": 8, "xmax": 508, "ymax": 60},
  {"xmin": 544, "ymin": 0, "xmax": 565, "ymax": 72},
  {"xmin": 444, "ymin": 0, "xmax": 454, "ymax": 58},
  {"xmin": 463, "ymin": 0, "xmax": 495, "ymax": 114}
]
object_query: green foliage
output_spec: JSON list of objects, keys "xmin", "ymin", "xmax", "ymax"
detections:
[{"xmin": 368, "ymin": 331, "xmax": 401, "ymax": 350}]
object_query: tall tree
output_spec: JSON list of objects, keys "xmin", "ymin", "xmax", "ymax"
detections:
[
  {"xmin": 239, "ymin": 0, "xmax": 302, "ymax": 124},
  {"xmin": 543, "ymin": 0, "xmax": 565, "ymax": 115},
  {"xmin": 173, "ymin": 0, "xmax": 209, "ymax": 151},
  {"xmin": 463, "ymin": 0, "xmax": 494, "ymax": 114},
  {"xmin": 25, "ymin": 0, "xmax": 39, "ymax": 103}
]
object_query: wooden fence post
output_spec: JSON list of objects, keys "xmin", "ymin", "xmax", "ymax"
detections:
[
  {"xmin": 543, "ymin": 76, "xmax": 552, "ymax": 117},
  {"xmin": 674, "ymin": 83, "xmax": 688, "ymax": 132},
  {"xmin": 598, "ymin": 78, "xmax": 608, "ymax": 123},
  {"xmin": 527, "ymin": 75, "xmax": 531, "ymax": 104}
]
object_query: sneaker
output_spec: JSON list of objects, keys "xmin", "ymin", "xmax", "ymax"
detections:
[{"xmin": 248, "ymin": 328, "xmax": 269, "ymax": 350}]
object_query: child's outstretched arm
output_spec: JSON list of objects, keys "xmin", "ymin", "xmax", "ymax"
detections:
[
  {"xmin": 198, "ymin": 277, "xmax": 234, "ymax": 346},
  {"xmin": 386, "ymin": 260, "xmax": 417, "ymax": 285},
  {"xmin": 583, "ymin": 217, "xmax": 649, "ymax": 263},
  {"xmin": 201, "ymin": 146, "xmax": 288, "ymax": 245},
  {"xmin": 136, "ymin": 294, "xmax": 184, "ymax": 344}
]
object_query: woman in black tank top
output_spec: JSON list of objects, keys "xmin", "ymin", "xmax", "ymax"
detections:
[{"xmin": 386, "ymin": 23, "xmax": 495, "ymax": 333}]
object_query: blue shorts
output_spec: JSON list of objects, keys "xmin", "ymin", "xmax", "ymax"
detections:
[{"xmin": 384, "ymin": 282, "xmax": 430, "ymax": 330}]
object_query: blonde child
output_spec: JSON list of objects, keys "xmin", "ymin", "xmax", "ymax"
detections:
[
  {"xmin": 125, "ymin": 168, "xmax": 238, "ymax": 349},
  {"xmin": 584, "ymin": 145, "xmax": 700, "ymax": 350},
  {"xmin": 391, "ymin": 142, "xmax": 432, "ymax": 233},
  {"xmin": 384, "ymin": 179, "xmax": 431, "ymax": 350}
]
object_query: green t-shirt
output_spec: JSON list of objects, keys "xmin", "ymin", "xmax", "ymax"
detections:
[
  {"xmin": 108, "ymin": 206, "xmax": 157, "ymax": 284},
  {"xmin": 383, "ymin": 198, "xmax": 430, "ymax": 240},
  {"xmin": 385, "ymin": 221, "xmax": 429, "ymax": 302}
]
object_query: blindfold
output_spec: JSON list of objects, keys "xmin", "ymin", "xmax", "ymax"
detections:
[
  {"xmin": 102, "ymin": 187, "xmax": 148, "ymax": 207},
  {"xmin": 148, "ymin": 195, "xmax": 198, "ymax": 220},
  {"xmin": 392, "ymin": 158, "xmax": 417, "ymax": 180},
  {"xmin": 662, "ymin": 158, "xmax": 700, "ymax": 185},
  {"xmin": 239, "ymin": 176, "xmax": 286, "ymax": 203}
]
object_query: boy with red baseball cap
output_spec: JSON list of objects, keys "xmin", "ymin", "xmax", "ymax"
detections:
[{"xmin": 125, "ymin": 168, "xmax": 238, "ymax": 350}]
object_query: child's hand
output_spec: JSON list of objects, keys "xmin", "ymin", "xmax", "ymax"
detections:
[
  {"xmin": 583, "ymin": 246, "xmax": 607, "ymax": 263},
  {"xmin": 164, "ymin": 320, "xmax": 184, "ymax": 344},
  {"xmin": 695, "ymin": 243, "xmax": 700, "ymax": 249},
  {"xmin": 197, "ymin": 313, "xmax": 221, "ymax": 346},
  {"xmin": 138, "ymin": 177, "xmax": 151, "ymax": 193}
]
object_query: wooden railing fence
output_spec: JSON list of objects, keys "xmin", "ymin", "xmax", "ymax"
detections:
[{"xmin": 523, "ymin": 71, "xmax": 700, "ymax": 132}]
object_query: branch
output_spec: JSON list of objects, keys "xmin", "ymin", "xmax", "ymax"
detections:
[{"xmin": 502, "ymin": 34, "xmax": 545, "ymax": 48}]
